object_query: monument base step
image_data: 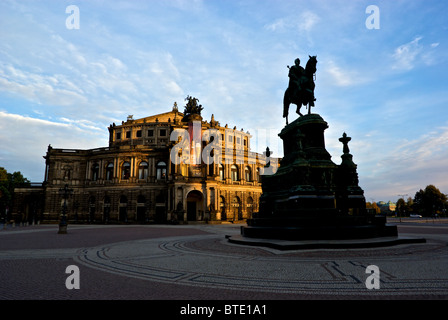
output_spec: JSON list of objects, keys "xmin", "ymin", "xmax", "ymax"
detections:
[
  {"xmin": 241, "ymin": 222, "xmax": 399, "ymax": 241},
  {"xmin": 226, "ymin": 234, "xmax": 426, "ymax": 250}
]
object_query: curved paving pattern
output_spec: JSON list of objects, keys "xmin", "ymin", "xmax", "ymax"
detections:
[
  {"xmin": 1, "ymin": 223, "xmax": 447, "ymax": 298},
  {"xmin": 75, "ymin": 229, "xmax": 448, "ymax": 296}
]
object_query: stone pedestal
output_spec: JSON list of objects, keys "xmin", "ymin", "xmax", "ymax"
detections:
[{"xmin": 240, "ymin": 114, "xmax": 398, "ymax": 241}]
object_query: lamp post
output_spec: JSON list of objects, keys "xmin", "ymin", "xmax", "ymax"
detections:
[{"xmin": 58, "ymin": 184, "xmax": 73, "ymax": 234}]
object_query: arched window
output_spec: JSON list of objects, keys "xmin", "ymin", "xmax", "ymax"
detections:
[
  {"xmin": 122, "ymin": 162, "xmax": 131, "ymax": 180},
  {"xmin": 138, "ymin": 161, "xmax": 148, "ymax": 180},
  {"xmin": 156, "ymin": 161, "xmax": 167, "ymax": 180},
  {"xmin": 106, "ymin": 163, "xmax": 114, "ymax": 180},
  {"xmin": 245, "ymin": 166, "xmax": 251, "ymax": 182},
  {"xmin": 231, "ymin": 165, "xmax": 239, "ymax": 181},
  {"xmin": 208, "ymin": 149, "xmax": 214, "ymax": 176},
  {"xmin": 91, "ymin": 163, "xmax": 99, "ymax": 181}
]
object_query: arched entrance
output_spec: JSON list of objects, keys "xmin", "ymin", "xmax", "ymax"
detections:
[
  {"xmin": 136, "ymin": 195, "xmax": 147, "ymax": 223},
  {"xmin": 88, "ymin": 196, "xmax": 95, "ymax": 223},
  {"xmin": 155, "ymin": 191, "xmax": 167, "ymax": 223},
  {"xmin": 186, "ymin": 190, "xmax": 204, "ymax": 221},
  {"xmin": 103, "ymin": 196, "xmax": 111, "ymax": 223},
  {"xmin": 232, "ymin": 196, "xmax": 242, "ymax": 221},
  {"xmin": 219, "ymin": 196, "xmax": 226, "ymax": 221},
  {"xmin": 119, "ymin": 195, "xmax": 128, "ymax": 222},
  {"xmin": 23, "ymin": 194, "xmax": 41, "ymax": 225},
  {"xmin": 247, "ymin": 196, "xmax": 254, "ymax": 219}
]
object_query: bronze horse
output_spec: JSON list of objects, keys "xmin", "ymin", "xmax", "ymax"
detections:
[{"xmin": 283, "ymin": 56, "xmax": 317, "ymax": 124}]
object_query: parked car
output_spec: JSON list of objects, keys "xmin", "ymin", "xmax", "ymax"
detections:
[{"xmin": 410, "ymin": 214, "xmax": 423, "ymax": 218}]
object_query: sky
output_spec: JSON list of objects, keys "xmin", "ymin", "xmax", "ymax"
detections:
[{"xmin": 0, "ymin": 0, "xmax": 447, "ymax": 203}]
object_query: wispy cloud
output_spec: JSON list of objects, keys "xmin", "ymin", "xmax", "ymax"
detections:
[
  {"xmin": 0, "ymin": 63, "xmax": 88, "ymax": 107},
  {"xmin": 298, "ymin": 11, "xmax": 320, "ymax": 32},
  {"xmin": 324, "ymin": 60, "xmax": 369, "ymax": 87},
  {"xmin": 392, "ymin": 36, "xmax": 423, "ymax": 71},
  {"xmin": 0, "ymin": 111, "xmax": 107, "ymax": 178},
  {"xmin": 264, "ymin": 10, "xmax": 320, "ymax": 33},
  {"xmin": 264, "ymin": 18, "xmax": 286, "ymax": 32},
  {"xmin": 358, "ymin": 125, "xmax": 448, "ymax": 200}
]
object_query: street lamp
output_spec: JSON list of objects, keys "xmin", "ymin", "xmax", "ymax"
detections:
[{"xmin": 58, "ymin": 184, "xmax": 73, "ymax": 234}]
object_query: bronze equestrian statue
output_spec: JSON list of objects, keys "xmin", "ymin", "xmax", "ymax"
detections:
[{"xmin": 283, "ymin": 56, "xmax": 317, "ymax": 124}]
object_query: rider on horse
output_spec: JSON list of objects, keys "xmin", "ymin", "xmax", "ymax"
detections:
[
  {"xmin": 283, "ymin": 56, "xmax": 317, "ymax": 124},
  {"xmin": 288, "ymin": 58, "xmax": 305, "ymax": 98}
]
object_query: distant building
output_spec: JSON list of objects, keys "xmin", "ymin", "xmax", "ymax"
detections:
[
  {"xmin": 12, "ymin": 101, "xmax": 276, "ymax": 224},
  {"xmin": 377, "ymin": 201, "xmax": 396, "ymax": 215}
]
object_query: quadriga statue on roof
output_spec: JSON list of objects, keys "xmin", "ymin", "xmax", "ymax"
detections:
[
  {"xmin": 182, "ymin": 95, "xmax": 204, "ymax": 122},
  {"xmin": 184, "ymin": 95, "xmax": 203, "ymax": 116},
  {"xmin": 283, "ymin": 56, "xmax": 317, "ymax": 124}
]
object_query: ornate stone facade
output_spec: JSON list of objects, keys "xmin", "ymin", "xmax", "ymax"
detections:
[{"xmin": 15, "ymin": 103, "xmax": 274, "ymax": 224}]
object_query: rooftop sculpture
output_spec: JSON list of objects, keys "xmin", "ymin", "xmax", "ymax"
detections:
[{"xmin": 182, "ymin": 95, "xmax": 204, "ymax": 122}]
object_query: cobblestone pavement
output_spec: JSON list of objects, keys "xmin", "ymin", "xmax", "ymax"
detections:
[{"xmin": 1, "ymin": 222, "xmax": 447, "ymax": 301}]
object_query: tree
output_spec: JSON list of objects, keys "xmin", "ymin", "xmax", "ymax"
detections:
[
  {"xmin": 0, "ymin": 167, "xmax": 30, "ymax": 221},
  {"xmin": 0, "ymin": 168, "xmax": 10, "ymax": 220},
  {"xmin": 396, "ymin": 197, "xmax": 414, "ymax": 217},
  {"xmin": 406, "ymin": 197, "xmax": 414, "ymax": 214},
  {"xmin": 413, "ymin": 185, "xmax": 447, "ymax": 217},
  {"xmin": 366, "ymin": 201, "xmax": 381, "ymax": 214},
  {"xmin": 396, "ymin": 198, "xmax": 406, "ymax": 216}
]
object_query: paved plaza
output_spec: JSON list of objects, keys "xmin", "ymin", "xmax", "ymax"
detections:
[{"xmin": 1, "ymin": 220, "xmax": 447, "ymax": 302}]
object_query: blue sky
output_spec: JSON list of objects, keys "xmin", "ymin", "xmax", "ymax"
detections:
[{"xmin": 1, "ymin": 0, "xmax": 447, "ymax": 202}]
